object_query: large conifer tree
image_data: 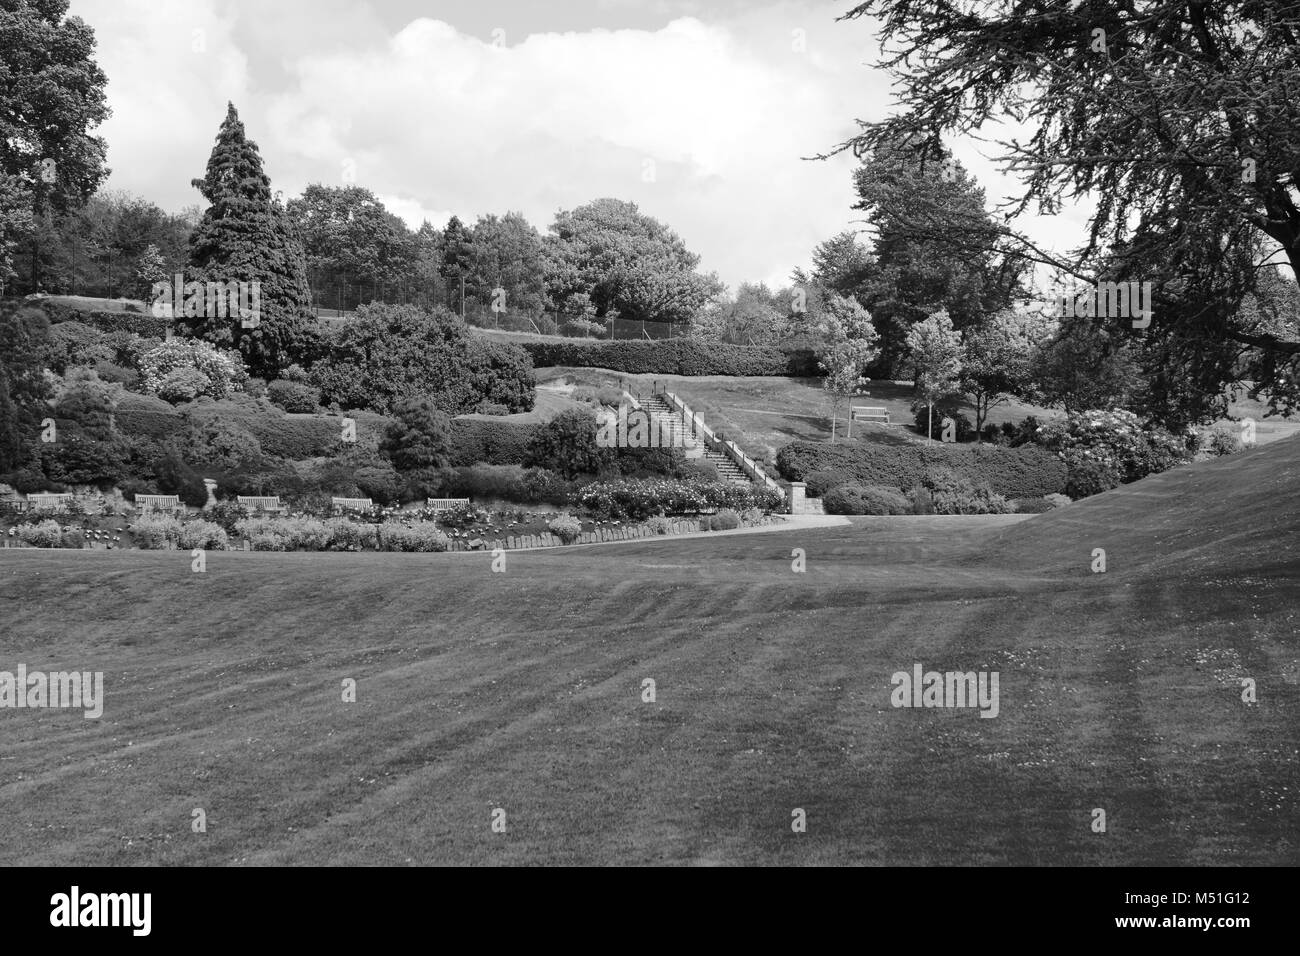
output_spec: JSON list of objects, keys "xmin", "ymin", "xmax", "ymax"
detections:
[{"xmin": 183, "ymin": 103, "xmax": 317, "ymax": 378}]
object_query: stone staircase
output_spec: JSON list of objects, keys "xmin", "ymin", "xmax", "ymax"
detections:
[{"xmin": 638, "ymin": 394, "xmax": 757, "ymax": 489}]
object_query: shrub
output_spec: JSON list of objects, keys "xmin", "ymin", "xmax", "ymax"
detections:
[
  {"xmin": 234, "ymin": 517, "xmax": 292, "ymax": 551},
  {"xmin": 45, "ymin": 321, "xmax": 110, "ymax": 373},
  {"xmin": 130, "ymin": 513, "xmax": 184, "ymax": 549},
  {"xmin": 354, "ymin": 464, "xmax": 403, "ymax": 505},
  {"xmin": 1034, "ymin": 409, "xmax": 1189, "ymax": 498},
  {"xmin": 17, "ymin": 519, "xmax": 63, "ymax": 548},
  {"xmin": 823, "ymin": 483, "xmax": 912, "ymax": 515},
  {"xmin": 449, "ymin": 418, "xmax": 537, "ymax": 466},
  {"xmin": 177, "ymin": 520, "xmax": 229, "ymax": 550},
  {"xmin": 924, "ymin": 472, "xmax": 1012, "ymax": 515},
  {"xmin": 204, "ymin": 501, "xmax": 249, "ymax": 533},
  {"xmin": 643, "ymin": 515, "xmax": 673, "ymax": 535},
  {"xmin": 60, "ymin": 527, "xmax": 85, "ymax": 549},
  {"xmin": 909, "ymin": 483, "xmax": 935, "ymax": 515},
  {"xmin": 708, "ymin": 508, "xmax": 741, "ymax": 531},
  {"xmin": 520, "ymin": 338, "xmax": 819, "ymax": 376},
  {"xmin": 1207, "ymin": 426, "xmax": 1245, "ymax": 457},
  {"xmin": 776, "ymin": 436, "xmax": 1067, "ymax": 499},
  {"xmin": 526, "ymin": 408, "xmax": 614, "ymax": 478},
  {"xmin": 1045, "ymin": 493, "xmax": 1071, "ymax": 509},
  {"xmin": 157, "ymin": 367, "xmax": 210, "ymax": 403},
  {"xmin": 1011, "ymin": 498, "xmax": 1055, "ymax": 514},
  {"xmin": 324, "ymin": 517, "xmax": 377, "ymax": 551},
  {"xmin": 548, "ymin": 514, "xmax": 583, "ymax": 543},
  {"xmin": 140, "ymin": 339, "xmax": 248, "ymax": 400},
  {"xmin": 378, "ymin": 521, "xmax": 450, "ymax": 552},
  {"xmin": 576, "ymin": 476, "xmax": 777, "ymax": 520},
  {"xmin": 311, "ymin": 302, "xmax": 533, "ymax": 415},
  {"xmin": 115, "ymin": 392, "xmax": 185, "ymax": 442},
  {"xmin": 381, "ymin": 397, "xmax": 453, "ymax": 471},
  {"xmin": 266, "ymin": 379, "xmax": 321, "ymax": 413},
  {"xmin": 68, "ymin": 309, "xmax": 170, "ymax": 337}
]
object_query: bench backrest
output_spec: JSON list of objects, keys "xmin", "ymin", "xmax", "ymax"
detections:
[
  {"xmin": 331, "ymin": 497, "xmax": 374, "ymax": 511},
  {"xmin": 426, "ymin": 497, "xmax": 470, "ymax": 510},
  {"xmin": 236, "ymin": 496, "xmax": 284, "ymax": 510},
  {"xmin": 136, "ymin": 494, "xmax": 181, "ymax": 509},
  {"xmin": 27, "ymin": 493, "xmax": 72, "ymax": 509}
]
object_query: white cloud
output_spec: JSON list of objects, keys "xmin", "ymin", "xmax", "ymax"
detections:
[{"xmin": 71, "ymin": 0, "xmax": 1082, "ymax": 292}]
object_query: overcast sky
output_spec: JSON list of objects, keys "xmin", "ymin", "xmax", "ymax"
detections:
[{"xmin": 70, "ymin": 0, "xmax": 1087, "ymax": 292}]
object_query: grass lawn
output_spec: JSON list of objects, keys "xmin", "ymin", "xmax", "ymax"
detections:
[{"xmin": 1, "ymin": 437, "xmax": 1296, "ymax": 865}]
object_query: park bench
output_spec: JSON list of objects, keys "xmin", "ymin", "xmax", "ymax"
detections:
[
  {"xmin": 134, "ymin": 494, "xmax": 183, "ymax": 512},
  {"xmin": 236, "ymin": 495, "xmax": 285, "ymax": 512},
  {"xmin": 331, "ymin": 497, "xmax": 374, "ymax": 513},
  {"xmin": 851, "ymin": 405, "xmax": 891, "ymax": 424},
  {"xmin": 426, "ymin": 498, "xmax": 471, "ymax": 510},
  {"xmin": 27, "ymin": 493, "xmax": 73, "ymax": 510}
]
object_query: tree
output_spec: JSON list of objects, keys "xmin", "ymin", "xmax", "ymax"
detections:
[
  {"xmin": 380, "ymin": 397, "xmax": 453, "ymax": 472},
  {"xmin": 0, "ymin": 303, "xmax": 53, "ymax": 472},
  {"xmin": 286, "ymin": 185, "xmax": 418, "ymax": 308},
  {"xmin": 961, "ymin": 308, "xmax": 1053, "ymax": 440},
  {"xmin": 0, "ymin": 173, "xmax": 33, "ymax": 293},
  {"xmin": 851, "ymin": 138, "xmax": 1024, "ymax": 374},
  {"xmin": 439, "ymin": 215, "xmax": 474, "ymax": 318},
  {"xmin": 904, "ymin": 309, "xmax": 963, "ymax": 441},
  {"xmin": 1030, "ymin": 313, "xmax": 1143, "ymax": 414},
  {"xmin": 134, "ymin": 243, "xmax": 168, "ymax": 301},
  {"xmin": 545, "ymin": 198, "xmax": 724, "ymax": 328},
  {"xmin": 839, "ymin": 0, "xmax": 1300, "ymax": 422},
  {"xmin": 0, "ymin": 0, "xmax": 110, "ymax": 291},
  {"xmin": 817, "ymin": 295, "xmax": 880, "ymax": 441},
  {"xmin": 184, "ymin": 103, "xmax": 318, "ymax": 378},
  {"xmin": 467, "ymin": 212, "xmax": 548, "ymax": 319},
  {"xmin": 698, "ymin": 282, "xmax": 786, "ymax": 345},
  {"xmin": 810, "ymin": 232, "xmax": 876, "ymax": 302}
]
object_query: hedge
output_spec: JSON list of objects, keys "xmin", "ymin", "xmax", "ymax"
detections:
[
  {"xmin": 449, "ymin": 417, "xmax": 538, "ymax": 466},
  {"xmin": 114, "ymin": 392, "xmax": 186, "ymax": 442},
  {"xmin": 522, "ymin": 338, "xmax": 819, "ymax": 376},
  {"xmin": 38, "ymin": 304, "xmax": 171, "ymax": 337},
  {"xmin": 776, "ymin": 437, "xmax": 1067, "ymax": 499}
]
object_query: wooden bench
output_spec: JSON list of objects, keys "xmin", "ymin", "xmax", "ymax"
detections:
[
  {"xmin": 331, "ymin": 497, "xmax": 374, "ymax": 513},
  {"xmin": 851, "ymin": 405, "xmax": 891, "ymax": 424},
  {"xmin": 426, "ymin": 498, "xmax": 471, "ymax": 511},
  {"xmin": 236, "ymin": 495, "xmax": 285, "ymax": 512},
  {"xmin": 26, "ymin": 493, "xmax": 73, "ymax": 510},
  {"xmin": 134, "ymin": 494, "xmax": 183, "ymax": 512}
]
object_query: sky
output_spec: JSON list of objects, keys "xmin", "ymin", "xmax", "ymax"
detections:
[{"xmin": 69, "ymin": 0, "xmax": 1087, "ymax": 293}]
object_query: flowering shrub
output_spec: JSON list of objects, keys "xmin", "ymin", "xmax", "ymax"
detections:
[
  {"xmin": 925, "ymin": 471, "xmax": 1012, "ymax": 515},
  {"xmin": 139, "ymin": 339, "xmax": 247, "ymax": 401},
  {"xmin": 324, "ymin": 518, "xmax": 377, "ymax": 551},
  {"xmin": 548, "ymin": 514, "xmax": 582, "ymax": 543},
  {"xmin": 177, "ymin": 520, "xmax": 229, "ymax": 550},
  {"xmin": 643, "ymin": 515, "xmax": 674, "ymax": 535},
  {"xmin": 576, "ymin": 477, "xmax": 779, "ymax": 520},
  {"xmin": 130, "ymin": 514, "xmax": 185, "ymax": 549},
  {"xmin": 708, "ymin": 508, "xmax": 741, "ymax": 531},
  {"xmin": 378, "ymin": 521, "xmax": 450, "ymax": 552},
  {"xmin": 1044, "ymin": 493, "xmax": 1072, "ymax": 509},
  {"xmin": 17, "ymin": 520, "xmax": 65, "ymax": 548},
  {"xmin": 1207, "ymin": 426, "xmax": 1245, "ymax": 457},
  {"xmin": 1034, "ymin": 409, "xmax": 1188, "ymax": 498}
]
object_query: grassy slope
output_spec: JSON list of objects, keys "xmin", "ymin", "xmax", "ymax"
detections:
[{"xmin": 1, "ymin": 439, "xmax": 1296, "ymax": 865}]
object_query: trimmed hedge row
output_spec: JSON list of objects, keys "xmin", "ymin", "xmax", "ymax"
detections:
[
  {"xmin": 522, "ymin": 339, "xmax": 819, "ymax": 376},
  {"xmin": 777, "ymin": 437, "xmax": 1067, "ymax": 499},
  {"xmin": 38, "ymin": 303, "xmax": 171, "ymax": 337},
  {"xmin": 448, "ymin": 417, "xmax": 539, "ymax": 466}
]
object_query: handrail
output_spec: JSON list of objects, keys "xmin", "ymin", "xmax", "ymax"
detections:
[{"xmin": 659, "ymin": 390, "xmax": 785, "ymax": 500}]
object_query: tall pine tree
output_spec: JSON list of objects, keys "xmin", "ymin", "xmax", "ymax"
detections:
[{"xmin": 183, "ymin": 103, "xmax": 317, "ymax": 378}]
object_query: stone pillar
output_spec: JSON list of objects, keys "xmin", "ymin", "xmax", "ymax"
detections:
[
  {"xmin": 202, "ymin": 479, "xmax": 218, "ymax": 510},
  {"xmin": 789, "ymin": 482, "xmax": 806, "ymax": 516}
]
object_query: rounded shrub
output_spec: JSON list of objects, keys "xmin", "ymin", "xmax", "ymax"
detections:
[
  {"xmin": 548, "ymin": 513, "xmax": 583, "ymax": 543},
  {"xmin": 823, "ymin": 484, "xmax": 913, "ymax": 516}
]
